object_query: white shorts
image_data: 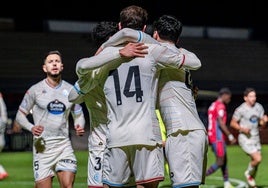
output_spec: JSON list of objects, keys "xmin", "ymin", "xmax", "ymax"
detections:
[
  {"xmin": 87, "ymin": 149, "xmax": 104, "ymax": 187},
  {"xmin": 102, "ymin": 145, "xmax": 164, "ymax": 187},
  {"xmin": 238, "ymin": 134, "xmax": 261, "ymax": 154},
  {"xmin": 165, "ymin": 129, "xmax": 208, "ymax": 187},
  {"xmin": 33, "ymin": 138, "xmax": 77, "ymax": 182}
]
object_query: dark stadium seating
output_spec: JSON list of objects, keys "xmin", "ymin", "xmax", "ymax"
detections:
[{"xmin": 1, "ymin": 31, "xmax": 268, "ymax": 148}]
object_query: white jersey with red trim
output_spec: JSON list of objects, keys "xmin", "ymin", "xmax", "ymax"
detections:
[
  {"xmin": 18, "ymin": 79, "xmax": 84, "ymax": 141},
  {"xmin": 158, "ymin": 43, "xmax": 205, "ymax": 135}
]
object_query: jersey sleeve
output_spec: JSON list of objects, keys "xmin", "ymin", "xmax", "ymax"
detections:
[
  {"xmin": 76, "ymin": 47, "xmax": 122, "ymax": 76},
  {"xmin": 216, "ymin": 103, "xmax": 225, "ymax": 118},
  {"xmin": 179, "ymin": 48, "xmax": 202, "ymax": 70},
  {"xmin": 15, "ymin": 87, "xmax": 37, "ymax": 132},
  {"xmin": 101, "ymin": 28, "xmax": 158, "ymax": 49},
  {"xmin": 71, "ymin": 104, "xmax": 86, "ymax": 129},
  {"xmin": 149, "ymin": 44, "xmax": 186, "ymax": 69},
  {"xmin": 258, "ymin": 103, "xmax": 265, "ymax": 117},
  {"xmin": 232, "ymin": 106, "xmax": 242, "ymax": 121},
  {"xmin": 18, "ymin": 87, "xmax": 36, "ymax": 114}
]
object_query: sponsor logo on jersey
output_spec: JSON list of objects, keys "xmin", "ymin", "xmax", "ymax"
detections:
[
  {"xmin": 47, "ymin": 99, "xmax": 66, "ymax": 114},
  {"xmin": 249, "ymin": 115, "xmax": 258, "ymax": 124}
]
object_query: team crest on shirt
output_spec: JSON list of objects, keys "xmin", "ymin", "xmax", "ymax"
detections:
[
  {"xmin": 62, "ymin": 89, "xmax": 69, "ymax": 96},
  {"xmin": 47, "ymin": 99, "xmax": 66, "ymax": 115},
  {"xmin": 249, "ymin": 115, "xmax": 259, "ymax": 123}
]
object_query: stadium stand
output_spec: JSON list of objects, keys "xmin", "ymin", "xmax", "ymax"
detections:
[{"xmin": 0, "ymin": 31, "xmax": 268, "ymax": 150}]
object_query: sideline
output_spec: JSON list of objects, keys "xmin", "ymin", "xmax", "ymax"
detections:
[{"xmin": 201, "ymin": 176, "xmax": 248, "ymax": 188}]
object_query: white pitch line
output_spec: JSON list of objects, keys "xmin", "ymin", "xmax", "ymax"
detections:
[{"xmin": 201, "ymin": 176, "xmax": 248, "ymax": 188}]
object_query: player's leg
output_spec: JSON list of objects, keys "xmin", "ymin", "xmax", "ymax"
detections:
[
  {"xmin": 0, "ymin": 133, "xmax": 5, "ymax": 152},
  {"xmin": 57, "ymin": 171, "xmax": 75, "ymax": 188},
  {"xmin": 35, "ymin": 177, "xmax": 53, "ymax": 188},
  {"xmin": 206, "ymin": 140, "xmax": 225, "ymax": 175},
  {"xmin": 240, "ymin": 139, "xmax": 261, "ymax": 187},
  {"xmin": 55, "ymin": 140, "xmax": 78, "ymax": 188},
  {"xmin": 33, "ymin": 149, "xmax": 55, "ymax": 188},
  {"xmin": 248, "ymin": 151, "xmax": 261, "ymax": 176}
]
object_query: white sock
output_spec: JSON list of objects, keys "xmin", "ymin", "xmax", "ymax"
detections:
[{"xmin": 247, "ymin": 163, "xmax": 255, "ymax": 176}]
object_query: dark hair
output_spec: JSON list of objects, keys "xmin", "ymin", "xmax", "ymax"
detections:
[
  {"xmin": 119, "ymin": 5, "xmax": 148, "ymax": 30},
  {"xmin": 243, "ymin": 87, "xmax": 255, "ymax": 96},
  {"xmin": 43, "ymin": 50, "xmax": 62, "ymax": 63},
  {"xmin": 219, "ymin": 87, "xmax": 232, "ymax": 96},
  {"xmin": 153, "ymin": 15, "xmax": 182, "ymax": 44},
  {"xmin": 92, "ymin": 21, "xmax": 118, "ymax": 46}
]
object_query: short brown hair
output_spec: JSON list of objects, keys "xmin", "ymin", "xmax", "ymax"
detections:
[
  {"xmin": 43, "ymin": 50, "xmax": 62, "ymax": 63},
  {"xmin": 243, "ymin": 87, "xmax": 255, "ymax": 96},
  {"xmin": 119, "ymin": 5, "xmax": 148, "ymax": 30}
]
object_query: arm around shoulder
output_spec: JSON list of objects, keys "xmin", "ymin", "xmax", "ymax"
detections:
[{"xmin": 179, "ymin": 48, "xmax": 201, "ymax": 70}]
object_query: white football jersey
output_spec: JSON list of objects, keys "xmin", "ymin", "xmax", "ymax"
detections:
[
  {"xmin": 232, "ymin": 102, "xmax": 264, "ymax": 140},
  {"xmin": 158, "ymin": 44, "xmax": 206, "ymax": 135},
  {"xmin": 18, "ymin": 79, "xmax": 84, "ymax": 141},
  {"xmin": 76, "ymin": 42, "xmax": 201, "ymax": 148}
]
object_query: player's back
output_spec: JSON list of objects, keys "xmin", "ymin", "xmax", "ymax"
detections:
[
  {"xmin": 157, "ymin": 43, "xmax": 205, "ymax": 134},
  {"xmin": 104, "ymin": 44, "xmax": 163, "ymax": 148}
]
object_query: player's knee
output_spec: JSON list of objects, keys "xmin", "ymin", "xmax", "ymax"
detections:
[{"xmin": 254, "ymin": 155, "xmax": 262, "ymax": 164}]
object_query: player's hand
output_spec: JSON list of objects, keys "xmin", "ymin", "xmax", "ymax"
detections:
[
  {"xmin": 119, "ymin": 42, "xmax": 148, "ymax": 58},
  {"xmin": 32, "ymin": 125, "xmax": 44, "ymax": 136},
  {"xmin": 229, "ymin": 137, "xmax": 237, "ymax": 145},
  {"xmin": 260, "ymin": 114, "xmax": 268, "ymax": 126},
  {"xmin": 228, "ymin": 134, "xmax": 237, "ymax": 145},
  {"xmin": 239, "ymin": 127, "xmax": 250, "ymax": 136},
  {"xmin": 75, "ymin": 125, "xmax": 85, "ymax": 136}
]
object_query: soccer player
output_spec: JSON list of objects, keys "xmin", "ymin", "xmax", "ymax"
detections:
[
  {"xmin": 70, "ymin": 21, "xmax": 119, "ymax": 188},
  {"xmin": 73, "ymin": 5, "xmax": 201, "ymax": 187},
  {"xmin": 98, "ymin": 14, "xmax": 207, "ymax": 187},
  {"xmin": 153, "ymin": 15, "xmax": 208, "ymax": 188},
  {"xmin": 206, "ymin": 87, "xmax": 236, "ymax": 188},
  {"xmin": 69, "ymin": 21, "xmax": 143, "ymax": 188},
  {"xmin": 87, "ymin": 21, "xmax": 118, "ymax": 188},
  {"xmin": 0, "ymin": 92, "xmax": 9, "ymax": 180},
  {"xmin": 15, "ymin": 50, "xmax": 85, "ymax": 188},
  {"xmin": 230, "ymin": 87, "xmax": 268, "ymax": 187}
]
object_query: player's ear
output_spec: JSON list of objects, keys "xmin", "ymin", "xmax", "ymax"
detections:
[
  {"xmin": 42, "ymin": 64, "xmax": 47, "ymax": 73},
  {"xmin": 118, "ymin": 22, "xmax": 122, "ymax": 30},
  {"xmin": 153, "ymin": 30, "xmax": 159, "ymax": 40}
]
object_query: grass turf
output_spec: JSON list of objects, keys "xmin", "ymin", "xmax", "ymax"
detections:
[{"xmin": 0, "ymin": 145, "xmax": 268, "ymax": 188}]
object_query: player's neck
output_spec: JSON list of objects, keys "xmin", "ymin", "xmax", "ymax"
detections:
[{"xmin": 46, "ymin": 76, "xmax": 61, "ymax": 88}]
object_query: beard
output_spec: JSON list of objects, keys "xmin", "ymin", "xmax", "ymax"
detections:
[{"xmin": 47, "ymin": 71, "xmax": 61, "ymax": 79}]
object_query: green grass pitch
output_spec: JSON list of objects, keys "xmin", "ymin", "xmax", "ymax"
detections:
[{"xmin": 0, "ymin": 145, "xmax": 268, "ymax": 188}]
